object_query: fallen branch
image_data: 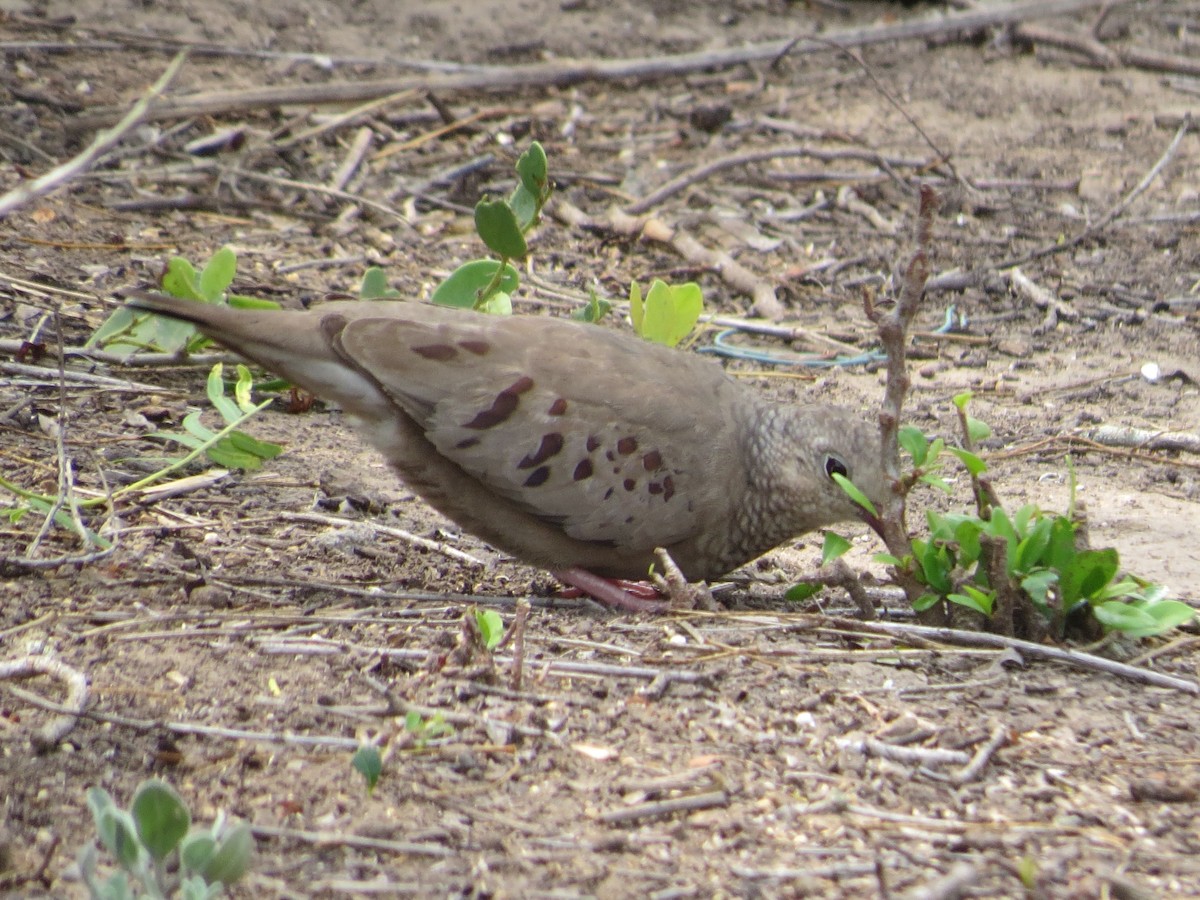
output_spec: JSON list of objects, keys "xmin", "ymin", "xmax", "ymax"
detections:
[
  {"xmin": 550, "ymin": 197, "xmax": 786, "ymax": 318},
  {"xmin": 0, "ymin": 53, "xmax": 184, "ymax": 218},
  {"xmin": 1083, "ymin": 424, "xmax": 1200, "ymax": 455},
  {"xmin": 69, "ymin": 0, "xmax": 1113, "ymax": 132},
  {"xmin": 826, "ymin": 618, "xmax": 1200, "ymax": 693},
  {"xmin": 0, "ymin": 654, "xmax": 89, "ymax": 750}
]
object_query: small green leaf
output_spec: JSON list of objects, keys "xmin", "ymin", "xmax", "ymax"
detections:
[
  {"xmin": 873, "ymin": 553, "xmax": 905, "ymax": 567},
  {"xmin": 965, "ymin": 416, "xmax": 992, "ymax": 443},
  {"xmin": 1020, "ymin": 569, "xmax": 1058, "ymax": 605},
  {"xmin": 785, "ymin": 583, "xmax": 822, "ymax": 602},
  {"xmin": 509, "ymin": 184, "xmax": 538, "ymax": 232},
  {"xmin": 359, "ymin": 266, "xmax": 401, "ymax": 300},
  {"xmin": 132, "ymin": 780, "xmax": 190, "ymax": 862},
  {"xmin": 919, "ymin": 473, "xmax": 954, "ymax": 494},
  {"xmin": 99, "ymin": 869, "xmax": 134, "ymax": 900},
  {"xmin": 475, "ymin": 609, "xmax": 505, "ymax": 650},
  {"xmin": 898, "ymin": 426, "xmax": 928, "ymax": 466},
  {"xmin": 947, "ymin": 446, "xmax": 988, "ymax": 476},
  {"xmin": 1060, "ymin": 548, "xmax": 1119, "ymax": 606},
  {"xmin": 631, "ymin": 279, "xmax": 703, "ymax": 347},
  {"xmin": 830, "ymin": 473, "xmax": 878, "ymax": 517},
  {"xmin": 821, "ymin": 531, "xmax": 852, "ymax": 565},
  {"xmin": 480, "ymin": 291, "xmax": 513, "ymax": 316},
  {"xmin": 198, "ymin": 246, "xmax": 237, "ymax": 301},
  {"xmin": 1140, "ymin": 599, "xmax": 1198, "ymax": 632},
  {"xmin": 207, "ymin": 431, "xmax": 283, "ymax": 471},
  {"xmin": 475, "ymin": 200, "xmax": 528, "ymax": 259},
  {"xmin": 199, "ymin": 822, "xmax": 252, "ymax": 886},
  {"xmin": 948, "ymin": 586, "xmax": 994, "ymax": 616},
  {"xmin": 162, "ymin": 257, "xmax": 203, "ymax": 300},
  {"xmin": 912, "ymin": 593, "xmax": 941, "ymax": 612},
  {"xmin": 516, "ymin": 141, "xmax": 549, "ymax": 198},
  {"xmin": 570, "ymin": 293, "xmax": 613, "ymax": 323},
  {"xmin": 181, "ymin": 410, "xmax": 217, "ymax": 442},
  {"xmin": 352, "ymin": 744, "xmax": 382, "ymax": 792},
  {"xmin": 233, "ymin": 364, "xmax": 256, "ymax": 414},
  {"xmin": 915, "ymin": 539, "xmax": 952, "ymax": 594},
  {"xmin": 180, "ymin": 833, "xmax": 217, "ymax": 874},
  {"xmin": 952, "ymin": 518, "xmax": 984, "ymax": 566},
  {"xmin": 629, "ymin": 280, "xmax": 644, "ymax": 333},
  {"xmin": 180, "ymin": 873, "xmax": 217, "ymax": 900},
  {"xmin": 1014, "ymin": 516, "xmax": 1054, "ymax": 572},
  {"xmin": 432, "ymin": 260, "xmax": 519, "ymax": 308},
  {"xmin": 952, "ymin": 391, "xmax": 974, "ymax": 411},
  {"xmin": 206, "ymin": 364, "xmax": 242, "ymax": 424},
  {"xmin": 1091, "ymin": 601, "xmax": 1161, "ymax": 636}
]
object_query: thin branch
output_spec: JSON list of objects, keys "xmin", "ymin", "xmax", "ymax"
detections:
[
  {"xmin": 0, "ymin": 53, "xmax": 185, "ymax": 218},
  {"xmin": 826, "ymin": 618, "xmax": 1200, "ymax": 693},
  {"xmin": 69, "ymin": 1, "xmax": 1112, "ymax": 131}
]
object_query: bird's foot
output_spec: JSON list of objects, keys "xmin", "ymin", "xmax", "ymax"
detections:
[
  {"xmin": 552, "ymin": 568, "xmax": 667, "ymax": 613},
  {"xmin": 651, "ymin": 548, "xmax": 718, "ymax": 611}
]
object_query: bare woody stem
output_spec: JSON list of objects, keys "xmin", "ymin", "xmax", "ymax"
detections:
[{"xmin": 866, "ymin": 184, "xmax": 939, "ymax": 613}]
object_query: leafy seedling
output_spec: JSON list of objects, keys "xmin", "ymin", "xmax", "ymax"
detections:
[
  {"xmin": 81, "ymin": 780, "xmax": 252, "ymax": 899},
  {"xmin": 432, "ymin": 142, "xmax": 552, "ymax": 313},
  {"xmin": 91, "ymin": 246, "xmax": 278, "ymax": 359},
  {"xmin": 474, "ymin": 608, "xmax": 505, "ymax": 650},
  {"xmin": 359, "ymin": 266, "xmax": 402, "ymax": 300},
  {"xmin": 404, "ymin": 711, "xmax": 454, "ymax": 749},
  {"xmin": 629, "ymin": 279, "xmax": 703, "ymax": 348},
  {"xmin": 873, "ymin": 396, "xmax": 1194, "ymax": 639},
  {"xmin": 352, "ymin": 745, "xmax": 383, "ymax": 794},
  {"xmin": 146, "ymin": 363, "xmax": 283, "ymax": 472}
]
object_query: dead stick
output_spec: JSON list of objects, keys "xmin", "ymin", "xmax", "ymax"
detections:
[{"xmin": 69, "ymin": 0, "xmax": 1113, "ymax": 131}]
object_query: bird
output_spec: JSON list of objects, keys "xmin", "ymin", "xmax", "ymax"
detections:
[{"xmin": 122, "ymin": 290, "xmax": 888, "ymax": 611}]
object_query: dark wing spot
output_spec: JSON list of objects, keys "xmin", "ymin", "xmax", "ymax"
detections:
[
  {"xmin": 603, "ymin": 487, "xmax": 614, "ymax": 500},
  {"xmin": 463, "ymin": 376, "xmax": 536, "ymax": 429},
  {"xmin": 642, "ymin": 449, "xmax": 663, "ymax": 471},
  {"xmin": 458, "ymin": 340, "xmax": 490, "ymax": 355},
  {"xmin": 455, "ymin": 437, "xmax": 481, "ymax": 450},
  {"xmin": 518, "ymin": 432, "xmax": 564, "ymax": 469},
  {"xmin": 617, "ymin": 436, "xmax": 638, "ymax": 455},
  {"xmin": 413, "ymin": 343, "xmax": 457, "ymax": 361},
  {"xmin": 662, "ymin": 475, "xmax": 676, "ymax": 502},
  {"xmin": 573, "ymin": 459, "xmax": 593, "ymax": 481},
  {"xmin": 586, "ymin": 435, "xmax": 601, "ymax": 452},
  {"xmin": 547, "ymin": 398, "xmax": 568, "ymax": 416},
  {"xmin": 523, "ymin": 466, "xmax": 551, "ymax": 487},
  {"xmin": 648, "ymin": 481, "xmax": 663, "ymax": 495},
  {"xmin": 623, "ymin": 478, "xmax": 636, "ymax": 491}
]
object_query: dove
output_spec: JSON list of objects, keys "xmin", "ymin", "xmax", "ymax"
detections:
[{"xmin": 122, "ymin": 290, "xmax": 887, "ymax": 611}]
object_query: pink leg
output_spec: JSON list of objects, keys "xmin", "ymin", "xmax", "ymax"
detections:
[{"xmin": 553, "ymin": 567, "xmax": 667, "ymax": 613}]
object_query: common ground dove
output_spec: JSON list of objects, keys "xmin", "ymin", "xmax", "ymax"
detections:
[{"xmin": 123, "ymin": 292, "xmax": 887, "ymax": 610}]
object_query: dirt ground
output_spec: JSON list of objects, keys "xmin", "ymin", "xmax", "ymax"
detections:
[{"xmin": 3, "ymin": 0, "xmax": 1200, "ymax": 897}]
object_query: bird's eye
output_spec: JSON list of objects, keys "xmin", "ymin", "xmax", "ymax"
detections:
[{"xmin": 824, "ymin": 455, "xmax": 849, "ymax": 480}]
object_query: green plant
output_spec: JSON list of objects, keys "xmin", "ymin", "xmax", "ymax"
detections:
[
  {"xmin": 857, "ymin": 394, "xmax": 1195, "ymax": 639},
  {"xmin": 146, "ymin": 363, "xmax": 282, "ymax": 472},
  {"xmin": 431, "ymin": 141, "xmax": 552, "ymax": 314},
  {"xmin": 474, "ymin": 608, "xmax": 505, "ymax": 650},
  {"xmin": 628, "ymin": 278, "xmax": 703, "ymax": 348},
  {"xmin": 351, "ymin": 745, "xmax": 383, "ymax": 794},
  {"xmin": 0, "ymin": 361, "xmax": 279, "ymax": 552},
  {"xmin": 404, "ymin": 710, "xmax": 453, "ymax": 748},
  {"xmin": 91, "ymin": 247, "xmax": 279, "ymax": 358},
  {"xmin": 81, "ymin": 780, "xmax": 252, "ymax": 900}
]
